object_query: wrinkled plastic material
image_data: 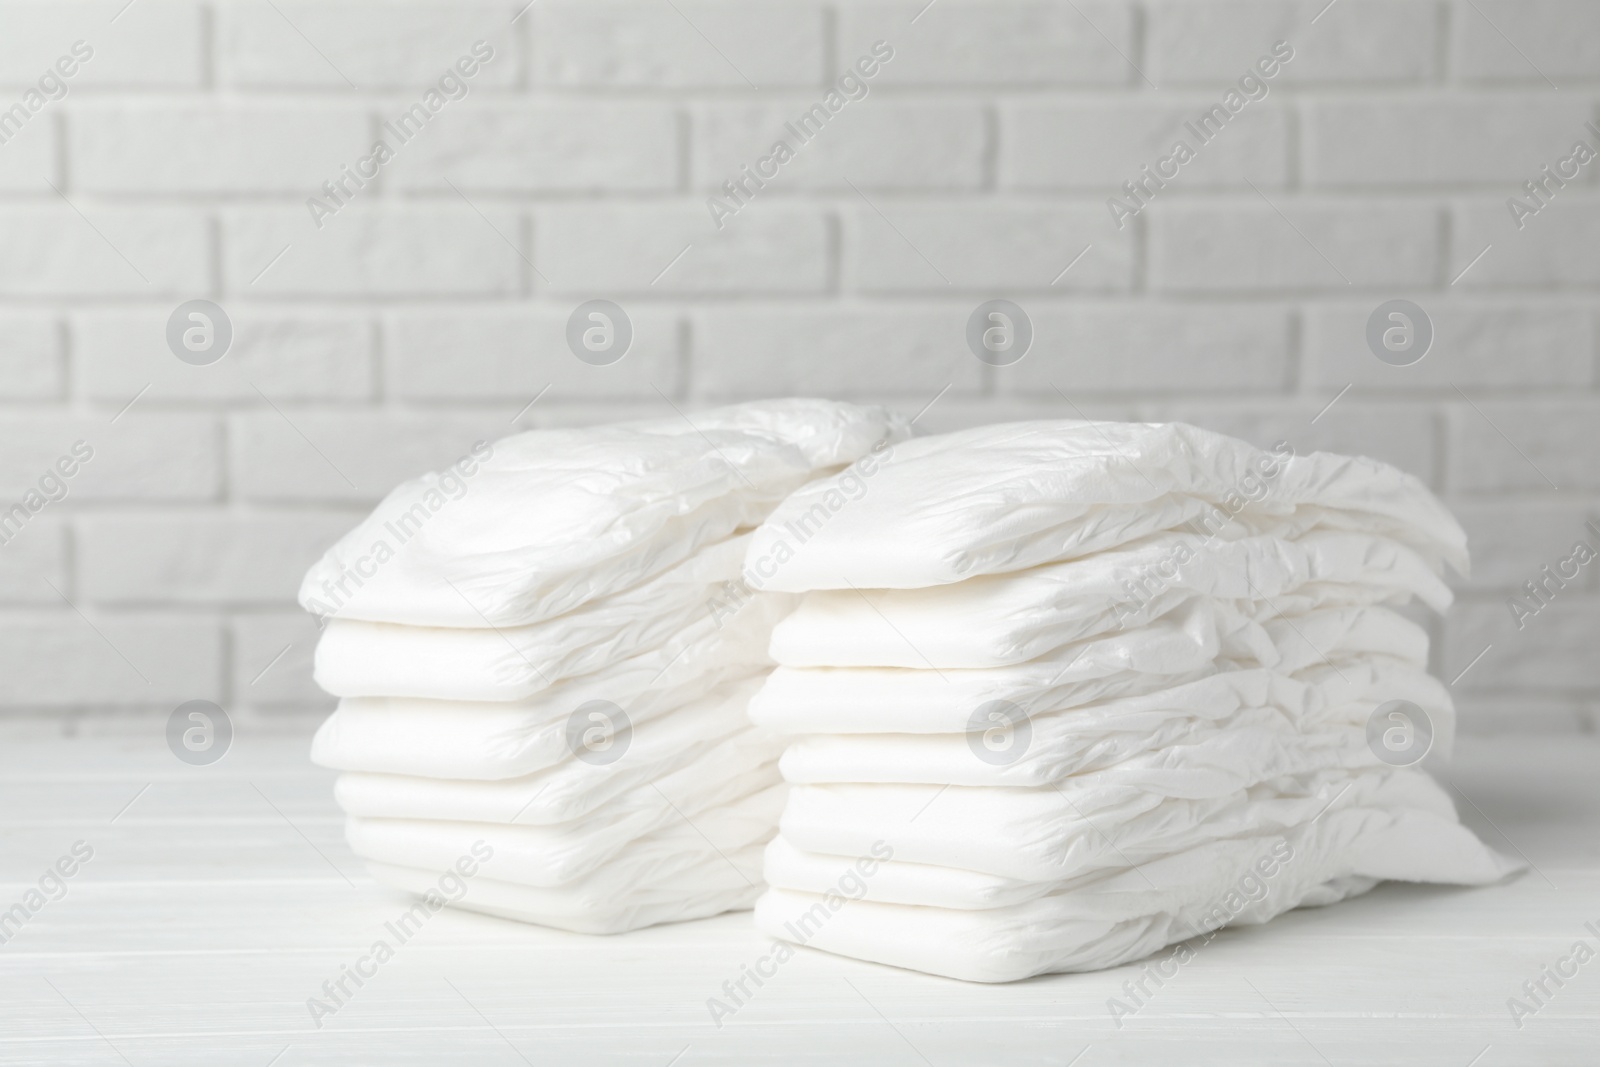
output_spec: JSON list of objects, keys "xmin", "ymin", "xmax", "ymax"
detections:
[
  {"xmin": 301, "ymin": 399, "xmax": 908, "ymax": 627},
  {"xmin": 747, "ymin": 419, "xmax": 1514, "ymax": 982},
  {"xmin": 303, "ymin": 400, "xmax": 906, "ymax": 934}
]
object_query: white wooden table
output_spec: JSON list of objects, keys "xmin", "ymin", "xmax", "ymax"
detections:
[{"xmin": 2, "ymin": 719, "xmax": 1596, "ymax": 1066}]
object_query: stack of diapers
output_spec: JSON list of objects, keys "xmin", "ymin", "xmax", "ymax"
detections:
[
  {"xmin": 298, "ymin": 399, "xmax": 907, "ymax": 933},
  {"xmin": 744, "ymin": 419, "xmax": 1520, "ymax": 981}
]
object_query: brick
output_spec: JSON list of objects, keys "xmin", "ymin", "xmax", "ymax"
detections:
[
  {"xmin": 223, "ymin": 207, "xmax": 524, "ymax": 297},
  {"xmin": 0, "ymin": 614, "xmax": 221, "ymax": 706},
  {"xmin": 1305, "ymin": 98, "xmax": 1595, "ymax": 188},
  {"xmin": 75, "ymin": 311, "xmax": 373, "ymax": 403},
  {"xmin": 1149, "ymin": 202, "xmax": 1439, "ymax": 292},
  {"xmin": 536, "ymin": 203, "xmax": 828, "ymax": 295},
  {"xmin": 1444, "ymin": 598, "xmax": 1600, "ymax": 691},
  {"xmin": 1148, "ymin": 0, "xmax": 1435, "ymax": 84},
  {"xmin": 1453, "ymin": 0, "xmax": 1600, "ymax": 82},
  {"xmin": 0, "ymin": 208, "xmax": 208, "ymax": 296},
  {"xmin": 532, "ymin": 0, "xmax": 825, "ymax": 87},
  {"xmin": 0, "ymin": 314, "xmax": 62, "ymax": 398},
  {"xmin": 846, "ymin": 203, "xmax": 1132, "ymax": 292},
  {"xmin": 1454, "ymin": 696, "xmax": 1588, "ymax": 734},
  {"xmin": 1156, "ymin": 401, "xmax": 1439, "ymax": 484},
  {"xmin": 78, "ymin": 513, "xmax": 357, "ymax": 605},
  {"xmin": 516, "ymin": 401, "xmax": 680, "ymax": 429},
  {"xmin": 232, "ymin": 612, "xmax": 330, "ymax": 707},
  {"xmin": 0, "ymin": 106, "xmax": 55, "ymax": 190},
  {"xmin": 69, "ymin": 103, "xmax": 369, "ymax": 195},
  {"xmin": 229, "ymin": 410, "xmax": 507, "ymax": 502},
  {"xmin": 0, "ymin": 0, "xmax": 1585, "ymax": 734},
  {"xmin": 913, "ymin": 398, "xmax": 1142, "ymax": 437},
  {"xmin": 0, "ymin": 516, "xmax": 65, "ymax": 603},
  {"xmin": 0, "ymin": 415, "xmax": 220, "ymax": 501},
  {"xmin": 1003, "ymin": 100, "xmax": 1290, "ymax": 191},
  {"xmin": 996, "ymin": 305, "xmax": 1293, "ymax": 394},
  {"xmin": 691, "ymin": 306, "xmax": 982, "ymax": 399},
  {"xmin": 218, "ymin": 2, "xmax": 517, "ymax": 89},
  {"xmin": 386, "ymin": 307, "xmax": 681, "ymax": 400},
  {"xmin": 1453, "ymin": 197, "xmax": 1600, "ymax": 288},
  {"xmin": 1306, "ymin": 301, "xmax": 1593, "ymax": 390},
  {"xmin": 839, "ymin": 1, "xmax": 1134, "ymax": 86},
  {"xmin": 0, "ymin": 1, "xmax": 204, "ymax": 89},
  {"xmin": 1446, "ymin": 501, "xmax": 1599, "ymax": 592},
  {"xmin": 389, "ymin": 102, "xmax": 679, "ymax": 192},
  {"xmin": 693, "ymin": 100, "xmax": 985, "ymax": 192},
  {"xmin": 1447, "ymin": 401, "xmax": 1600, "ymax": 492}
]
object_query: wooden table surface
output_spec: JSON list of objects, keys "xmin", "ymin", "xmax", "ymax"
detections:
[{"xmin": 1, "ymin": 718, "xmax": 1596, "ymax": 1066}]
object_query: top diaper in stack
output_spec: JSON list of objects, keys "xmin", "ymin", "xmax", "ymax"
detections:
[
  {"xmin": 299, "ymin": 399, "xmax": 906, "ymax": 933},
  {"xmin": 744, "ymin": 419, "xmax": 1518, "ymax": 981}
]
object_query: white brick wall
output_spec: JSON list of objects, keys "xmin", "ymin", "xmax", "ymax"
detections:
[{"xmin": 0, "ymin": 0, "xmax": 1595, "ymax": 734}]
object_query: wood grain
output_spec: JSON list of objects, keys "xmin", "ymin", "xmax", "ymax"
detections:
[{"xmin": 1, "ymin": 721, "xmax": 1595, "ymax": 1065}]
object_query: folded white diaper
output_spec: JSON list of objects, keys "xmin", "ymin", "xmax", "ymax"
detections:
[
  {"xmin": 744, "ymin": 417, "xmax": 1513, "ymax": 982},
  {"xmin": 301, "ymin": 399, "xmax": 906, "ymax": 627},
  {"xmin": 772, "ymin": 662, "xmax": 1451, "ymax": 789},
  {"xmin": 313, "ymin": 538, "xmax": 795, "ymax": 701},
  {"xmin": 300, "ymin": 407, "xmax": 1513, "ymax": 958},
  {"xmin": 768, "ymin": 530, "xmax": 1449, "ymax": 669},
  {"xmin": 366, "ymin": 843, "xmax": 769, "ymax": 935},
  {"xmin": 749, "ymin": 421, "xmax": 1467, "ymax": 592},
  {"xmin": 333, "ymin": 718, "xmax": 781, "ymax": 825},
  {"xmin": 303, "ymin": 400, "xmax": 911, "ymax": 936},
  {"xmin": 348, "ymin": 778, "xmax": 784, "ymax": 889},
  {"xmin": 755, "ymin": 769, "xmax": 1515, "ymax": 981},
  {"xmin": 315, "ymin": 673, "xmax": 767, "ymax": 781}
]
